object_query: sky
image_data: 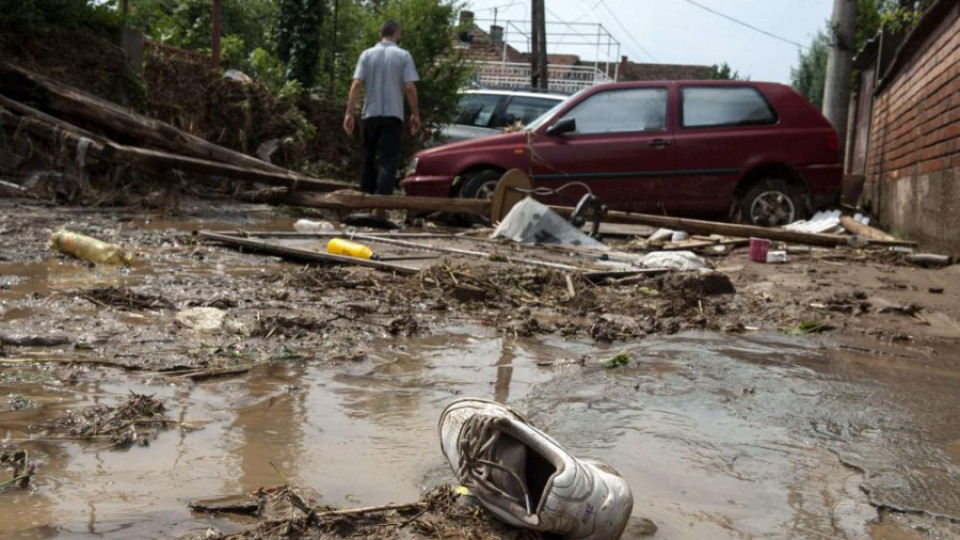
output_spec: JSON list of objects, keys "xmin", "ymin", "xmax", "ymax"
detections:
[{"xmin": 464, "ymin": 0, "xmax": 835, "ymax": 84}]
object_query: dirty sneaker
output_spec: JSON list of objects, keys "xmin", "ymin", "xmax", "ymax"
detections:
[{"xmin": 438, "ymin": 398, "xmax": 633, "ymax": 539}]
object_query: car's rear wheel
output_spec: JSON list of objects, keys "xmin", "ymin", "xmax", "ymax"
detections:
[
  {"xmin": 738, "ymin": 178, "xmax": 806, "ymax": 226},
  {"xmin": 460, "ymin": 169, "xmax": 504, "ymax": 199}
]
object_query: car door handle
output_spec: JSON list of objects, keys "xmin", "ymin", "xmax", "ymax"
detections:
[{"xmin": 648, "ymin": 139, "xmax": 673, "ymax": 148}]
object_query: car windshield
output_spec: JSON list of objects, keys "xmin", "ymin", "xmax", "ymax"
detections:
[{"xmin": 523, "ymin": 89, "xmax": 587, "ymax": 132}]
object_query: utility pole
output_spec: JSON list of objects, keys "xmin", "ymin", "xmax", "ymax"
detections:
[
  {"xmin": 822, "ymin": 0, "xmax": 857, "ymax": 154},
  {"xmin": 211, "ymin": 0, "xmax": 222, "ymax": 71},
  {"xmin": 530, "ymin": 0, "xmax": 548, "ymax": 90}
]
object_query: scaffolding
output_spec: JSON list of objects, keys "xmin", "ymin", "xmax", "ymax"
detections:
[{"xmin": 471, "ymin": 18, "xmax": 622, "ymax": 94}]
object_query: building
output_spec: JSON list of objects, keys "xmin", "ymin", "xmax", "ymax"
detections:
[
  {"xmin": 457, "ymin": 11, "xmax": 713, "ymax": 93},
  {"xmin": 848, "ymin": 0, "xmax": 959, "ymax": 254}
]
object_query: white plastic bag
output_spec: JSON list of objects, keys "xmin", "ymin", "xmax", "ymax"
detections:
[
  {"xmin": 492, "ymin": 197, "xmax": 608, "ymax": 250},
  {"xmin": 637, "ymin": 251, "xmax": 707, "ymax": 271}
]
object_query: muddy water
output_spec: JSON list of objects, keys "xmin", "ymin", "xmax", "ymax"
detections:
[
  {"xmin": 0, "ymin": 328, "xmax": 563, "ymax": 538},
  {"xmin": 3, "ymin": 328, "xmax": 960, "ymax": 538},
  {"xmin": 3, "ymin": 206, "xmax": 960, "ymax": 538}
]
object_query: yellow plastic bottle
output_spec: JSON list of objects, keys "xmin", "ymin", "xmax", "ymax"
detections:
[
  {"xmin": 327, "ymin": 238, "xmax": 376, "ymax": 260},
  {"xmin": 49, "ymin": 230, "xmax": 133, "ymax": 265}
]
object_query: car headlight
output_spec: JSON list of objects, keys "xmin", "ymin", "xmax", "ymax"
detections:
[{"xmin": 404, "ymin": 157, "xmax": 419, "ymax": 177}]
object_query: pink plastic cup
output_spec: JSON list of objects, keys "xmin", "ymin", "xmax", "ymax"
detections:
[{"xmin": 749, "ymin": 237, "xmax": 771, "ymax": 263}]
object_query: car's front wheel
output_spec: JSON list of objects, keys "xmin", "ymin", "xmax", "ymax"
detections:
[
  {"xmin": 460, "ymin": 169, "xmax": 504, "ymax": 199},
  {"xmin": 738, "ymin": 178, "xmax": 807, "ymax": 226}
]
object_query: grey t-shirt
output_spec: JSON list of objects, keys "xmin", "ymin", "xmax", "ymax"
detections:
[{"xmin": 353, "ymin": 40, "xmax": 419, "ymax": 120}]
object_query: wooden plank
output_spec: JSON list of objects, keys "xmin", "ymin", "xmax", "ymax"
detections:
[
  {"xmin": 277, "ymin": 190, "xmax": 491, "ymax": 216},
  {"xmin": 197, "ymin": 231, "xmax": 419, "ymax": 274},
  {"xmin": 103, "ymin": 144, "xmax": 349, "ymax": 192},
  {"xmin": 0, "ymin": 100, "xmax": 349, "ymax": 192},
  {"xmin": 0, "ymin": 61, "xmax": 340, "ymax": 190},
  {"xmin": 840, "ymin": 216, "xmax": 901, "ymax": 242}
]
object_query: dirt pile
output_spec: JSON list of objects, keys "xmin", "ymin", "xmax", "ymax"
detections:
[
  {"xmin": 0, "ymin": 33, "xmax": 145, "ymax": 109},
  {"xmin": 143, "ymin": 41, "xmax": 214, "ymax": 135},
  {"xmin": 183, "ymin": 486, "xmax": 543, "ymax": 540}
]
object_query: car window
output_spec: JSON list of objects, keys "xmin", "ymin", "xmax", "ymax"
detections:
[
  {"xmin": 455, "ymin": 93, "xmax": 501, "ymax": 127},
  {"xmin": 497, "ymin": 96, "xmax": 562, "ymax": 128},
  {"xmin": 559, "ymin": 88, "xmax": 668, "ymax": 134},
  {"xmin": 681, "ymin": 86, "xmax": 777, "ymax": 128}
]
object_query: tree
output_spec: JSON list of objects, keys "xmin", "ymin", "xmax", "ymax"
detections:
[
  {"xmin": 709, "ymin": 62, "xmax": 741, "ymax": 80},
  {"xmin": 791, "ymin": 31, "xmax": 830, "ymax": 109},
  {"xmin": 336, "ymin": 0, "xmax": 474, "ymax": 130},
  {"xmin": 123, "ymin": 0, "xmax": 277, "ymax": 61},
  {"xmin": 791, "ymin": 0, "xmax": 931, "ymax": 107},
  {"xmin": 277, "ymin": 0, "xmax": 326, "ymax": 87}
]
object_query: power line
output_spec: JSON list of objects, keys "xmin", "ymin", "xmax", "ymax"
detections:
[
  {"xmin": 597, "ymin": 0, "xmax": 658, "ymax": 62},
  {"xmin": 679, "ymin": 0, "xmax": 806, "ymax": 49}
]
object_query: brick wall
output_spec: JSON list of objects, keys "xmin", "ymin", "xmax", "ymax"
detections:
[{"xmin": 863, "ymin": 3, "xmax": 960, "ymax": 254}]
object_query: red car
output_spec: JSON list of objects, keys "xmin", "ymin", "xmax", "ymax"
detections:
[{"xmin": 401, "ymin": 81, "xmax": 841, "ymax": 225}]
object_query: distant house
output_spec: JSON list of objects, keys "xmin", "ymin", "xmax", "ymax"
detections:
[
  {"xmin": 848, "ymin": 0, "xmax": 959, "ymax": 253},
  {"xmin": 457, "ymin": 11, "xmax": 713, "ymax": 93},
  {"xmin": 616, "ymin": 57, "xmax": 714, "ymax": 81}
]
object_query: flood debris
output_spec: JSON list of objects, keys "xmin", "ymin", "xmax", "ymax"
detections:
[
  {"xmin": 79, "ymin": 286, "xmax": 172, "ymax": 311},
  {"xmin": 181, "ymin": 485, "xmax": 539, "ymax": 540},
  {"xmin": 50, "ymin": 229, "xmax": 133, "ymax": 265},
  {"xmin": 0, "ymin": 447, "xmax": 34, "ymax": 489},
  {"xmin": 55, "ymin": 391, "xmax": 173, "ymax": 447},
  {"xmin": 0, "ymin": 332, "xmax": 72, "ymax": 347},
  {"xmin": 604, "ymin": 351, "xmax": 631, "ymax": 369}
]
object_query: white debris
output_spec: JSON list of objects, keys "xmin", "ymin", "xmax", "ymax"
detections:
[
  {"xmin": 637, "ymin": 251, "xmax": 707, "ymax": 271},
  {"xmin": 176, "ymin": 307, "xmax": 227, "ymax": 332},
  {"xmin": 492, "ymin": 197, "xmax": 608, "ymax": 250},
  {"xmin": 784, "ymin": 210, "xmax": 843, "ymax": 234}
]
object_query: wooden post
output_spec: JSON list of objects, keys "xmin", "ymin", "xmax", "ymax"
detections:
[{"xmin": 211, "ymin": 0, "xmax": 222, "ymax": 72}]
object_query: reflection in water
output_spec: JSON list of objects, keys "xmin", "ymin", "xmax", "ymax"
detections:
[{"xmin": 2, "ymin": 330, "xmax": 960, "ymax": 538}]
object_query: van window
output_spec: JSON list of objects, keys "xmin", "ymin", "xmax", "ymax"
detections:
[
  {"xmin": 455, "ymin": 93, "xmax": 501, "ymax": 127},
  {"xmin": 559, "ymin": 88, "xmax": 667, "ymax": 134},
  {"xmin": 681, "ymin": 87, "xmax": 777, "ymax": 128},
  {"xmin": 499, "ymin": 96, "xmax": 561, "ymax": 128}
]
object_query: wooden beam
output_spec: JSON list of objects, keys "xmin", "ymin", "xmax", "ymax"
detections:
[
  {"xmin": 0, "ymin": 61, "xmax": 331, "ymax": 187},
  {"xmin": 102, "ymin": 144, "xmax": 349, "ymax": 192},
  {"xmin": 275, "ymin": 190, "xmax": 491, "ymax": 216},
  {"xmin": 839, "ymin": 216, "xmax": 902, "ymax": 242},
  {"xmin": 197, "ymin": 231, "xmax": 419, "ymax": 274},
  {"xmin": 548, "ymin": 207, "xmax": 916, "ymax": 248},
  {"xmin": 0, "ymin": 101, "xmax": 350, "ymax": 192}
]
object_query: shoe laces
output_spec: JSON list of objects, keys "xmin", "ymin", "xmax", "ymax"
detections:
[{"xmin": 457, "ymin": 415, "xmax": 533, "ymax": 514}]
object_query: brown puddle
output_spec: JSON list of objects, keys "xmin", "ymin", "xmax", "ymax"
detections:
[{"xmin": 2, "ymin": 330, "xmax": 960, "ymax": 538}]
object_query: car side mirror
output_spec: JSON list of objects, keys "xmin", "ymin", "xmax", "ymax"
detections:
[{"xmin": 546, "ymin": 117, "xmax": 576, "ymax": 136}]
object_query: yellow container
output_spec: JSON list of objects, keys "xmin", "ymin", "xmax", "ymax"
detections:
[
  {"xmin": 327, "ymin": 238, "xmax": 375, "ymax": 260},
  {"xmin": 50, "ymin": 230, "xmax": 133, "ymax": 265}
]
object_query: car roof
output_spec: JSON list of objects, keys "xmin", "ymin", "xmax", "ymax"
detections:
[
  {"xmin": 587, "ymin": 80, "xmax": 786, "ymax": 90},
  {"xmin": 460, "ymin": 89, "xmax": 567, "ymax": 101}
]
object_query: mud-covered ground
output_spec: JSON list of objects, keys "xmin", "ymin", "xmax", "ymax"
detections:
[{"xmin": 2, "ymin": 197, "xmax": 960, "ymax": 539}]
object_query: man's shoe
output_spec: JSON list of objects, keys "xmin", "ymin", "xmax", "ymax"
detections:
[{"xmin": 438, "ymin": 398, "xmax": 633, "ymax": 540}]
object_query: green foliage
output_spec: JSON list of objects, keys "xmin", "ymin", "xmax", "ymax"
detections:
[
  {"xmin": 125, "ymin": 0, "xmax": 277, "ymax": 60},
  {"xmin": 709, "ymin": 62, "xmax": 741, "ymax": 81},
  {"xmin": 791, "ymin": 31, "xmax": 829, "ymax": 109},
  {"xmin": 791, "ymin": 0, "xmax": 933, "ymax": 107},
  {"xmin": 277, "ymin": 0, "xmax": 326, "ymax": 87},
  {"xmin": 779, "ymin": 320, "xmax": 836, "ymax": 335},
  {"xmin": 357, "ymin": 0, "xmax": 474, "ymax": 128},
  {"xmin": 0, "ymin": 0, "xmax": 123, "ymax": 35}
]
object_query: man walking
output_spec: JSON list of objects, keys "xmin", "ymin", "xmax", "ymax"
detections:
[{"xmin": 343, "ymin": 20, "xmax": 421, "ymax": 195}]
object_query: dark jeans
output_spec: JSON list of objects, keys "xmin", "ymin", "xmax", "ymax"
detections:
[{"xmin": 361, "ymin": 116, "xmax": 403, "ymax": 195}]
